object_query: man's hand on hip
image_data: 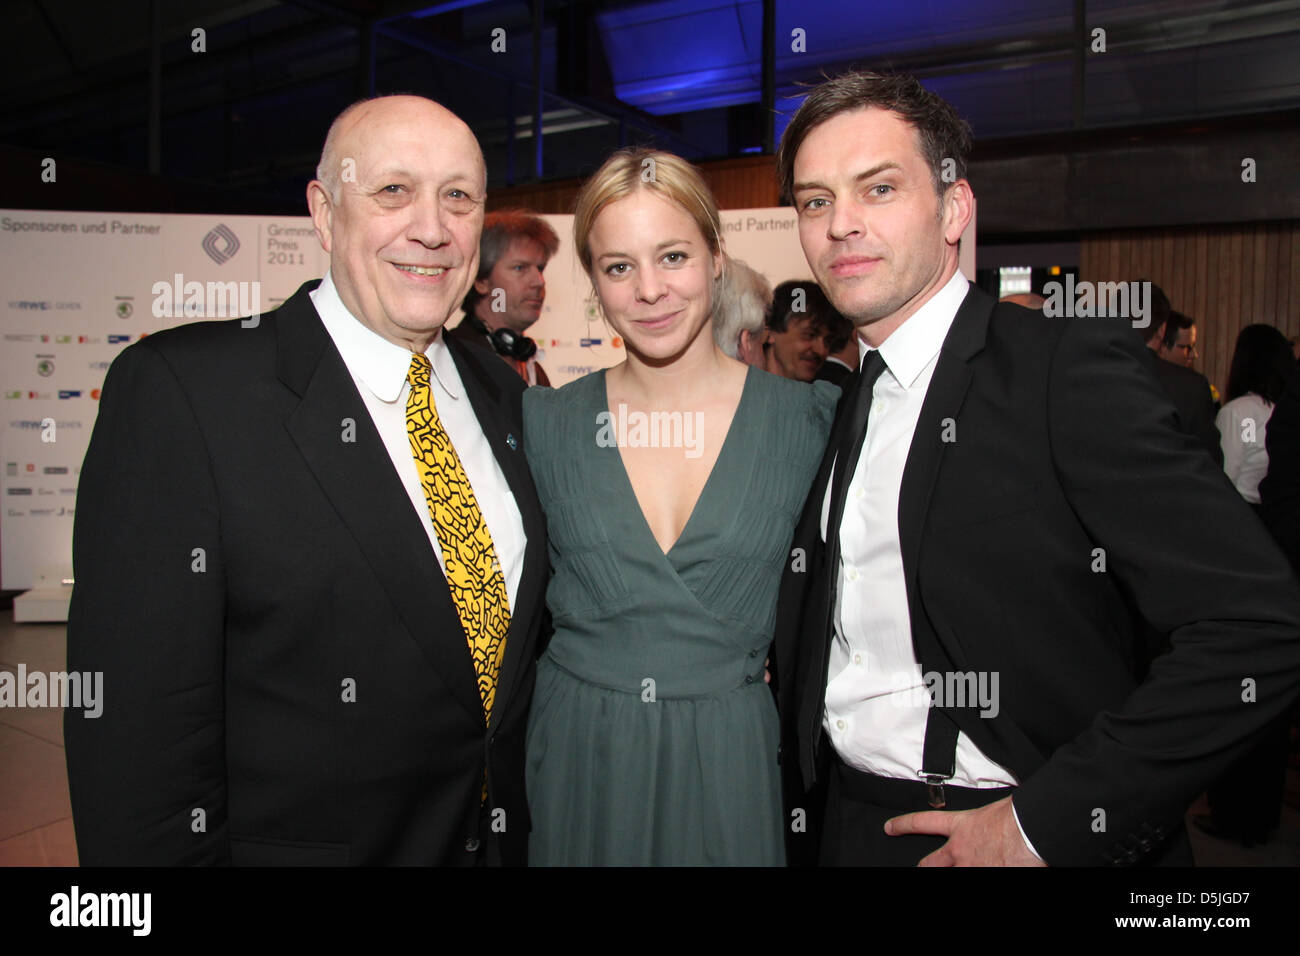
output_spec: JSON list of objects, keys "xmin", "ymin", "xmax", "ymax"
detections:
[{"xmin": 884, "ymin": 796, "xmax": 1046, "ymax": 866}]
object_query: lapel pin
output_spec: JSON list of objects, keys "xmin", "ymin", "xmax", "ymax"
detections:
[{"xmin": 506, "ymin": 433, "xmax": 518, "ymax": 450}]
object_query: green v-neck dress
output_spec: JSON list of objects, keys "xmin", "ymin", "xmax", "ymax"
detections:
[{"xmin": 521, "ymin": 365, "xmax": 839, "ymax": 865}]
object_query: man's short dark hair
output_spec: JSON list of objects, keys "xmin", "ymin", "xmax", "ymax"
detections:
[
  {"xmin": 1140, "ymin": 280, "xmax": 1172, "ymax": 344},
  {"xmin": 776, "ymin": 70, "xmax": 973, "ymax": 206},
  {"xmin": 1162, "ymin": 310, "xmax": 1195, "ymax": 350},
  {"xmin": 460, "ymin": 209, "xmax": 560, "ymax": 313},
  {"xmin": 823, "ymin": 308, "xmax": 855, "ymax": 354},
  {"xmin": 767, "ymin": 280, "xmax": 835, "ymax": 335}
]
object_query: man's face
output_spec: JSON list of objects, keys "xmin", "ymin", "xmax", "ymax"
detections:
[
  {"xmin": 308, "ymin": 96, "xmax": 486, "ymax": 351},
  {"xmin": 1165, "ymin": 325, "xmax": 1198, "ymax": 368},
  {"xmin": 475, "ymin": 237, "xmax": 549, "ymax": 333},
  {"xmin": 767, "ymin": 316, "xmax": 830, "ymax": 382},
  {"xmin": 791, "ymin": 106, "xmax": 968, "ymax": 345}
]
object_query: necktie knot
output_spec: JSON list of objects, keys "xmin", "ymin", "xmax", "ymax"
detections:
[
  {"xmin": 408, "ymin": 352, "xmax": 432, "ymax": 389},
  {"xmin": 859, "ymin": 348, "xmax": 887, "ymax": 387}
]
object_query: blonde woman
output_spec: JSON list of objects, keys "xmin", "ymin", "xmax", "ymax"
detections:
[{"xmin": 521, "ymin": 149, "xmax": 838, "ymax": 865}]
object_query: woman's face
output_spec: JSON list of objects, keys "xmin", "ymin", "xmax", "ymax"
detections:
[{"xmin": 587, "ymin": 189, "xmax": 722, "ymax": 365}]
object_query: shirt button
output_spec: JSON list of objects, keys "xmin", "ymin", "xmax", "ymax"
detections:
[
  {"xmin": 847, "ymin": 568, "xmax": 859, "ymax": 581},
  {"xmin": 836, "ymin": 719, "xmax": 846, "ymax": 731},
  {"xmin": 853, "ymin": 654, "xmax": 862, "ymax": 666},
  {"xmin": 465, "ymin": 837, "xmax": 480, "ymax": 853},
  {"xmin": 855, "ymin": 487, "xmax": 865, "ymax": 499},
  {"xmin": 748, "ymin": 649, "xmax": 758, "ymax": 658},
  {"xmin": 744, "ymin": 675, "xmax": 754, "ymax": 684}
]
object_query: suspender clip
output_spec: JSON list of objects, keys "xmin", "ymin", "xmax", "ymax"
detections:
[{"xmin": 918, "ymin": 771, "xmax": 951, "ymax": 809}]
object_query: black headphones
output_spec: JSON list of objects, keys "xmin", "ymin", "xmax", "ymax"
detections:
[{"xmin": 465, "ymin": 313, "xmax": 537, "ymax": 361}]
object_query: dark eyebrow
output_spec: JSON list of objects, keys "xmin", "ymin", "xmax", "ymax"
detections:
[{"xmin": 792, "ymin": 161, "xmax": 904, "ymax": 194}]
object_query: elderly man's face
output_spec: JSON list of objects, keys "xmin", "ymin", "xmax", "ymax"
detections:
[{"xmin": 309, "ymin": 96, "xmax": 486, "ymax": 351}]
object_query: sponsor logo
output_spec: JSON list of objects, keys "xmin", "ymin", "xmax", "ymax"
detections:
[
  {"xmin": 3, "ymin": 391, "xmax": 20, "ymax": 400},
  {"xmin": 579, "ymin": 337, "xmax": 602, "ymax": 347},
  {"xmin": 58, "ymin": 390, "xmax": 81, "ymax": 399},
  {"xmin": 115, "ymin": 299, "xmax": 134, "ymax": 319},
  {"xmin": 78, "ymin": 335, "xmax": 102, "ymax": 344},
  {"xmin": 9, "ymin": 300, "xmax": 50, "ymax": 310},
  {"xmin": 7, "ymin": 488, "xmax": 32, "ymax": 495},
  {"xmin": 3, "ymin": 334, "xmax": 38, "ymax": 342},
  {"xmin": 43, "ymin": 466, "xmax": 68, "ymax": 474},
  {"xmin": 4, "ymin": 462, "xmax": 14, "ymax": 476},
  {"xmin": 108, "ymin": 334, "xmax": 131, "ymax": 344},
  {"xmin": 37, "ymin": 359, "xmax": 54, "ymax": 376},
  {"xmin": 27, "ymin": 391, "xmax": 51, "ymax": 400},
  {"xmin": 201, "ymin": 223, "xmax": 241, "ymax": 264},
  {"xmin": 6, "ymin": 508, "xmax": 23, "ymax": 516},
  {"xmin": 88, "ymin": 361, "xmax": 111, "ymax": 371},
  {"xmin": 29, "ymin": 507, "xmax": 56, "ymax": 516}
]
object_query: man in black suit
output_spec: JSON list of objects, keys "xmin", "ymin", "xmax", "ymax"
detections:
[
  {"xmin": 1136, "ymin": 286, "xmax": 1222, "ymax": 464},
  {"xmin": 773, "ymin": 71, "xmax": 1300, "ymax": 866},
  {"xmin": 65, "ymin": 95, "xmax": 548, "ymax": 865}
]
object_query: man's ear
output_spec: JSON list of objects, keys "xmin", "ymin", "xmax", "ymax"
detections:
[
  {"xmin": 307, "ymin": 180, "xmax": 334, "ymax": 254},
  {"xmin": 941, "ymin": 179, "xmax": 974, "ymax": 246},
  {"xmin": 473, "ymin": 275, "xmax": 492, "ymax": 296}
]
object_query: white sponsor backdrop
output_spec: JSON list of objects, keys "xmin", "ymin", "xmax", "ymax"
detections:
[{"xmin": 0, "ymin": 205, "xmax": 973, "ymax": 590}]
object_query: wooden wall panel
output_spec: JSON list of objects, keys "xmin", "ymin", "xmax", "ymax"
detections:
[{"xmin": 1080, "ymin": 222, "xmax": 1300, "ymax": 395}]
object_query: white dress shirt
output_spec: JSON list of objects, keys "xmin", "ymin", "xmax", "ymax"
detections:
[
  {"xmin": 820, "ymin": 271, "xmax": 1017, "ymax": 788},
  {"xmin": 1216, "ymin": 393, "xmax": 1274, "ymax": 505},
  {"xmin": 310, "ymin": 272, "xmax": 526, "ymax": 609}
]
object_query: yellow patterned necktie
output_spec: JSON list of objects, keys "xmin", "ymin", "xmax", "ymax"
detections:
[{"xmin": 406, "ymin": 352, "xmax": 511, "ymax": 725}]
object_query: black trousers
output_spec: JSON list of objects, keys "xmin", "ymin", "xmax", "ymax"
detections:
[{"xmin": 819, "ymin": 756, "xmax": 1015, "ymax": 866}]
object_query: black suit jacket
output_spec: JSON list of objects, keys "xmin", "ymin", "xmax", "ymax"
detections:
[
  {"xmin": 65, "ymin": 280, "xmax": 548, "ymax": 866},
  {"xmin": 814, "ymin": 357, "xmax": 854, "ymax": 388},
  {"xmin": 1138, "ymin": 348, "xmax": 1223, "ymax": 465},
  {"xmin": 774, "ymin": 281, "xmax": 1300, "ymax": 866}
]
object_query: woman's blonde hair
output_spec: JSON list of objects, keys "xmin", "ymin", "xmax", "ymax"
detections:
[{"xmin": 572, "ymin": 148, "xmax": 723, "ymax": 278}]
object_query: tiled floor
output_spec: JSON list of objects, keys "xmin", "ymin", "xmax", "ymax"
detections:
[{"xmin": 0, "ymin": 608, "xmax": 1296, "ymax": 867}]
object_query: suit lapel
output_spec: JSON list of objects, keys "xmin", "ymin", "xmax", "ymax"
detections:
[
  {"xmin": 898, "ymin": 282, "xmax": 993, "ymax": 669},
  {"xmin": 445, "ymin": 337, "xmax": 546, "ymax": 733},
  {"xmin": 276, "ymin": 285, "xmax": 485, "ymax": 725}
]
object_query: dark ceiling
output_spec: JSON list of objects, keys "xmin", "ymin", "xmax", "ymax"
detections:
[{"xmin": 4, "ymin": 0, "xmax": 1300, "ymax": 211}]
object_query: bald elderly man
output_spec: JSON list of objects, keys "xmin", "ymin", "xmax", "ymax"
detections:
[{"xmin": 66, "ymin": 95, "xmax": 549, "ymax": 866}]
